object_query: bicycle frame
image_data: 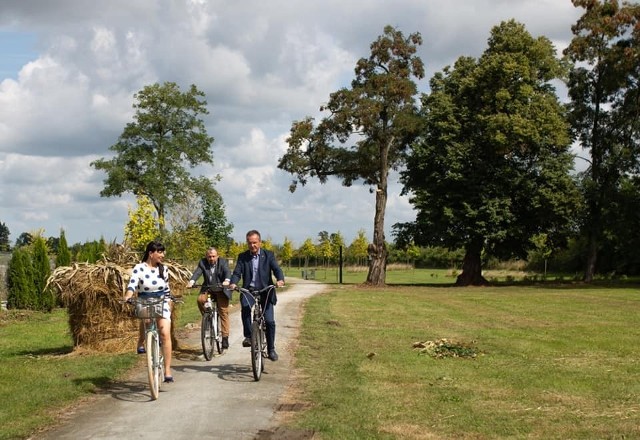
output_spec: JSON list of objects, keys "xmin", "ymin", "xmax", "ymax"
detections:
[
  {"xmin": 129, "ymin": 295, "xmax": 166, "ymax": 400},
  {"xmin": 236, "ymin": 285, "xmax": 275, "ymax": 381},
  {"xmin": 126, "ymin": 294, "xmax": 181, "ymax": 400},
  {"xmin": 201, "ymin": 287, "xmax": 223, "ymax": 359}
]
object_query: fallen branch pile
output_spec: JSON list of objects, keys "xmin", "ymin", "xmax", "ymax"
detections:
[{"xmin": 413, "ymin": 338, "xmax": 481, "ymax": 359}]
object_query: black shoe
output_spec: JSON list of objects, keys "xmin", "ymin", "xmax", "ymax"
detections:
[
  {"xmin": 268, "ymin": 350, "xmax": 279, "ymax": 361},
  {"xmin": 242, "ymin": 337, "xmax": 251, "ymax": 347},
  {"xmin": 222, "ymin": 337, "xmax": 229, "ymax": 349}
]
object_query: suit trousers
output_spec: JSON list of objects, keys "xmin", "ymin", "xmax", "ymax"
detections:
[{"xmin": 241, "ymin": 293, "xmax": 275, "ymax": 351}]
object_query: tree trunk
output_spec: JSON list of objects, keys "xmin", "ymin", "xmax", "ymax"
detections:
[
  {"xmin": 584, "ymin": 234, "xmax": 597, "ymax": 283},
  {"xmin": 366, "ymin": 194, "xmax": 388, "ymax": 285},
  {"xmin": 365, "ymin": 141, "xmax": 390, "ymax": 286},
  {"xmin": 455, "ymin": 244, "xmax": 489, "ymax": 286}
]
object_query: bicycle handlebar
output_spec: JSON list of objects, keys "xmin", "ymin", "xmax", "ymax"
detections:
[
  {"xmin": 121, "ymin": 293, "xmax": 184, "ymax": 305},
  {"xmin": 189, "ymin": 284, "xmax": 229, "ymax": 291},
  {"xmin": 233, "ymin": 285, "xmax": 277, "ymax": 296}
]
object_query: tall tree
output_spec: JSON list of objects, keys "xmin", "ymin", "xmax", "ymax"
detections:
[
  {"xmin": 55, "ymin": 229, "xmax": 72, "ymax": 267},
  {"xmin": 0, "ymin": 222, "xmax": 10, "ymax": 251},
  {"xmin": 398, "ymin": 20, "xmax": 580, "ymax": 285},
  {"xmin": 91, "ymin": 82, "xmax": 215, "ymax": 234},
  {"xmin": 198, "ymin": 184, "xmax": 234, "ymax": 251},
  {"xmin": 32, "ymin": 235, "xmax": 55, "ymax": 311},
  {"xmin": 165, "ymin": 190, "xmax": 208, "ymax": 262},
  {"xmin": 278, "ymin": 25, "xmax": 425, "ymax": 286},
  {"xmin": 281, "ymin": 237, "xmax": 294, "ymax": 268},
  {"xmin": 228, "ymin": 240, "xmax": 246, "ymax": 261},
  {"xmin": 348, "ymin": 229, "xmax": 370, "ymax": 266},
  {"xmin": 564, "ymin": 0, "xmax": 640, "ymax": 282},
  {"xmin": 7, "ymin": 247, "xmax": 34, "ymax": 309},
  {"xmin": 298, "ymin": 238, "xmax": 317, "ymax": 268},
  {"xmin": 317, "ymin": 231, "xmax": 333, "ymax": 268},
  {"xmin": 14, "ymin": 232, "xmax": 32, "ymax": 248},
  {"xmin": 330, "ymin": 232, "xmax": 346, "ymax": 265},
  {"xmin": 124, "ymin": 195, "xmax": 160, "ymax": 252}
]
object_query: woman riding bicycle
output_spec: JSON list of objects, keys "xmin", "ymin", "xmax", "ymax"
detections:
[{"xmin": 124, "ymin": 240, "xmax": 175, "ymax": 383}]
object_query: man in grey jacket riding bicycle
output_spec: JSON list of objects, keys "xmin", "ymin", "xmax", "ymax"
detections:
[{"xmin": 187, "ymin": 247, "xmax": 232, "ymax": 349}]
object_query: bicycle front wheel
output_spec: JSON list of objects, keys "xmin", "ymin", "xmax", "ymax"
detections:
[
  {"xmin": 201, "ymin": 312, "xmax": 215, "ymax": 361},
  {"xmin": 146, "ymin": 330, "xmax": 162, "ymax": 400},
  {"xmin": 250, "ymin": 320, "xmax": 263, "ymax": 381}
]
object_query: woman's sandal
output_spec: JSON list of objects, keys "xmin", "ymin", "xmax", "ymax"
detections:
[
  {"xmin": 137, "ymin": 346, "xmax": 146, "ymax": 354},
  {"xmin": 164, "ymin": 376, "xmax": 174, "ymax": 383}
]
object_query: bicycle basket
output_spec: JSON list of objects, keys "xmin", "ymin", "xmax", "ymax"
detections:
[{"xmin": 134, "ymin": 297, "xmax": 165, "ymax": 319}]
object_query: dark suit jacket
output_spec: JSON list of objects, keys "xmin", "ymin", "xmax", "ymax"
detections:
[
  {"xmin": 190, "ymin": 257, "xmax": 232, "ymax": 299},
  {"xmin": 230, "ymin": 248, "xmax": 284, "ymax": 305}
]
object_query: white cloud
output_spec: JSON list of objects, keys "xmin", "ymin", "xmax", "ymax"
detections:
[{"xmin": 0, "ymin": 0, "xmax": 584, "ymax": 246}]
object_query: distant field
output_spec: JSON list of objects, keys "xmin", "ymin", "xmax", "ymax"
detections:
[{"xmin": 283, "ymin": 265, "xmax": 594, "ymax": 285}]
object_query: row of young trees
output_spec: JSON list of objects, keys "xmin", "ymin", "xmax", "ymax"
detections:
[
  {"xmin": 5, "ymin": 231, "xmax": 63, "ymax": 311},
  {"xmin": 2, "ymin": 225, "xmax": 120, "ymax": 311}
]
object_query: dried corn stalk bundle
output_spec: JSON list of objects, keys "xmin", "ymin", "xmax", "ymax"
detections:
[{"xmin": 46, "ymin": 247, "xmax": 192, "ymax": 352}]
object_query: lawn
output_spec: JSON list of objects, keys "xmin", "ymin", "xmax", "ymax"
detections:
[
  {"xmin": 1, "ymin": 278, "xmax": 639, "ymax": 439},
  {"xmin": 0, "ymin": 290, "xmax": 202, "ymax": 440},
  {"xmin": 287, "ymin": 284, "xmax": 640, "ymax": 439}
]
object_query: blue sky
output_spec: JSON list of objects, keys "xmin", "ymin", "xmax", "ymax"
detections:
[
  {"xmin": 0, "ymin": 31, "xmax": 37, "ymax": 79},
  {"xmin": 0, "ymin": 0, "xmax": 584, "ymax": 247}
]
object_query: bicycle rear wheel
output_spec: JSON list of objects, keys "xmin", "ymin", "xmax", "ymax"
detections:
[
  {"xmin": 250, "ymin": 320, "xmax": 263, "ymax": 381},
  {"xmin": 146, "ymin": 330, "xmax": 161, "ymax": 400},
  {"xmin": 201, "ymin": 311, "xmax": 215, "ymax": 361}
]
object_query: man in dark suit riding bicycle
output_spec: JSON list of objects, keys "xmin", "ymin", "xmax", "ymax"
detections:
[{"xmin": 229, "ymin": 230, "xmax": 285, "ymax": 361}]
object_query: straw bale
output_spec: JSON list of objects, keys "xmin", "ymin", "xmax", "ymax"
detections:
[{"xmin": 47, "ymin": 254, "xmax": 192, "ymax": 352}]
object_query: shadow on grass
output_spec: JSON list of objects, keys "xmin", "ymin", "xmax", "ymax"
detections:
[{"xmin": 15, "ymin": 345, "xmax": 74, "ymax": 357}]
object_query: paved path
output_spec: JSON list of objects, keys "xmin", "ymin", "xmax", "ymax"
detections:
[{"xmin": 34, "ymin": 279, "xmax": 327, "ymax": 440}]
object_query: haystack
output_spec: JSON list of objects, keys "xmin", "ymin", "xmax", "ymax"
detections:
[{"xmin": 46, "ymin": 244, "xmax": 192, "ymax": 352}]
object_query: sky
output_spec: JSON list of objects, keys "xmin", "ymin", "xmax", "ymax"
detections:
[{"xmin": 0, "ymin": 0, "xmax": 584, "ymax": 248}]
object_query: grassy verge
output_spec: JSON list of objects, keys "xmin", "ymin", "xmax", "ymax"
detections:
[
  {"xmin": 0, "ymin": 309, "xmax": 137, "ymax": 439},
  {"xmin": 288, "ymin": 284, "xmax": 640, "ymax": 439},
  {"xmin": 3, "ymin": 280, "xmax": 640, "ymax": 439},
  {"xmin": 0, "ymin": 291, "xmax": 202, "ymax": 440}
]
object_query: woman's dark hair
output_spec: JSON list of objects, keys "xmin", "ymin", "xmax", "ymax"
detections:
[
  {"xmin": 142, "ymin": 240, "xmax": 166, "ymax": 279},
  {"xmin": 142, "ymin": 240, "xmax": 165, "ymax": 262}
]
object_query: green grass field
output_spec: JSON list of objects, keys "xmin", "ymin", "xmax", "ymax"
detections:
[
  {"xmin": 0, "ymin": 290, "xmax": 201, "ymax": 440},
  {"xmin": 287, "ymin": 284, "xmax": 640, "ymax": 439},
  {"xmin": 1, "ymin": 275, "xmax": 639, "ymax": 439}
]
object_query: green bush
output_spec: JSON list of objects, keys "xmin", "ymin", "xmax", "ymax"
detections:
[{"xmin": 7, "ymin": 247, "xmax": 35, "ymax": 309}]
